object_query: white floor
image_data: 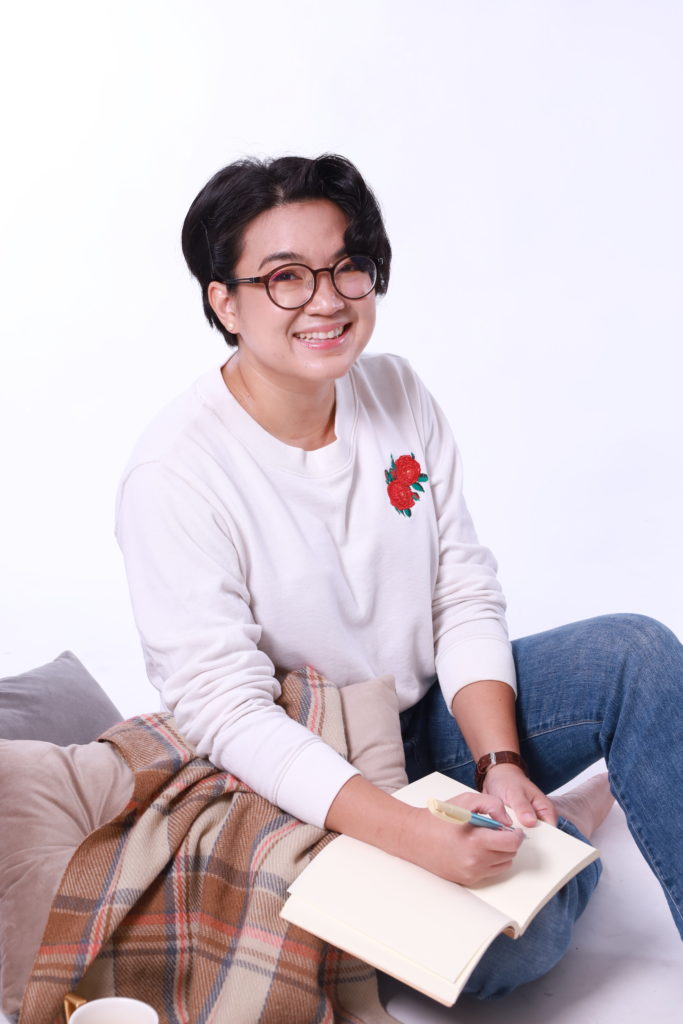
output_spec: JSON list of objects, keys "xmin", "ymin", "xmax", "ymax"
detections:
[{"xmin": 380, "ymin": 780, "xmax": 682, "ymax": 1024}]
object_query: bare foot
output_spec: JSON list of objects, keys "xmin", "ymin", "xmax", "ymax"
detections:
[{"xmin": 553, "ymin": 773, "xmax": 614, "ymax": 838}]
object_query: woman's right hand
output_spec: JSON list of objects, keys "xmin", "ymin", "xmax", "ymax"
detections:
[
  {"xmin": 400, "ymin": 791, "xmax": 525, "ymax": 886},
  {"xmin": 326, "ymin": 776, "xmax": 525, "ymax": 888}
]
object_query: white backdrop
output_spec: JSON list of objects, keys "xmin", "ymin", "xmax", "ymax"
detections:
[{"xmin": 1, "ymin": 1, "xmax": 681, "ymax": 717}]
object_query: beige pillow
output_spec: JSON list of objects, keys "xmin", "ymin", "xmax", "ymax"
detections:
[
  {"xmin": 339, "ymin": 674, "xmax": 409, "ymax": 793},
  {"xmin": 0, "ymin": 739, "xmax": 133, "ymax": 1017}
]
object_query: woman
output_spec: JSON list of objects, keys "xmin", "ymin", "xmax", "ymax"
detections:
[{"xmin": 116, "ymin": 154, "xmax": 682, "ymax": 999}]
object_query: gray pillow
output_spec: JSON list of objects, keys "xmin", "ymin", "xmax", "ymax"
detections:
[{"xmin": 0, "ymin": 651, "xmax": 122, "ymax": 744}]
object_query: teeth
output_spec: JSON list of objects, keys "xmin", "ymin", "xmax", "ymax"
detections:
[{"xmin": 295, "ymin": 325, "xmax": 345, "ymax": 341}]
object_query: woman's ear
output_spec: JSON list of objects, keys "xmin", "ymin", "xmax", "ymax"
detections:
[{"xmin": 208, "ymin": 281, "xmax": 238, "ymax": 334}]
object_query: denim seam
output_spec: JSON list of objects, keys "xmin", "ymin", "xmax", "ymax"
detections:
[{"xmin": 518, "ymin": 719, "xmax": 602, "ymax": 743}]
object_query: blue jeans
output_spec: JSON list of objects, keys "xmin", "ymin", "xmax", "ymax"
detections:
[{"xmin": 399, "ymin": 614, "xmax": 683, "ymax": 999}]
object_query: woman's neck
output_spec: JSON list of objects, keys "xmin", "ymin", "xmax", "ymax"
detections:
[{"xmin": 221, "ymin": 353, "xmax": 337, "ymax": 451}]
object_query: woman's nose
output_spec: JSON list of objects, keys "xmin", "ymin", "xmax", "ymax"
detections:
[{"xmin": 305, "ymin": 269, "xmax": 345, "ymax": 313}]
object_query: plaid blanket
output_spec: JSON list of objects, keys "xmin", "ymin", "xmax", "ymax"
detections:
[{"xmin": 20, "ymin": 668, "xmax": 399, "ymax": 1024}]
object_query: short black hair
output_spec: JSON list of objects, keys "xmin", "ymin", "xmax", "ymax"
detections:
[{"xmin": 181, "ymin": 154, "xmax": 392, "ymax": 346}]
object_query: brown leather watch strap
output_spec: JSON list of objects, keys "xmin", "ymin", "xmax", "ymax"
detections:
[{"xmin": 474, "ymin": 750, "xmax": 526, "ymax": 791}]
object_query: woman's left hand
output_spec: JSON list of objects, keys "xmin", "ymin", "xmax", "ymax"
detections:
[{"xmin": 483, "ymin": 763, "xmax": 557, "ymax": 828}]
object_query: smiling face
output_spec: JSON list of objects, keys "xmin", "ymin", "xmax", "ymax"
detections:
[{"xmin": 209, "ymin": 199, "xmax": 376, "ymax": 395}]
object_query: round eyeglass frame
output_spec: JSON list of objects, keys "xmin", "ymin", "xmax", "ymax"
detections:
[{"xmin": 223, "ymin": 253, "xmax": 380, "ymax": 310}]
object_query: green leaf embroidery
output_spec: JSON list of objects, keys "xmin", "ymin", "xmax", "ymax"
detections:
[{"xmin": 385, "ymin": 452, "xmax": 428, "ymax": 519}]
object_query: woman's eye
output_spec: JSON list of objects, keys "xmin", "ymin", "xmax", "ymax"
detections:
[
  {"xmin": 271, "ymin": 267, "xmax": 304, "ymax": 283},
  {"xmin": 337, "ymin": 257, "xmax": 371, "ymax": 276},
  {"xmin": 336, "ymin": 260, "xmax": 356, "ymax": 275}
]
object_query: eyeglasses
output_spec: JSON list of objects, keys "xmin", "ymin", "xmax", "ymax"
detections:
[{"xmin": 224, "ymin": 254, "xmax": 379, "ymax": 310}]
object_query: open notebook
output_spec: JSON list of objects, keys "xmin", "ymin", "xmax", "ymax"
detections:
[{"xmin": 281, "ymin": 772, "xmax": 599, "ymax": 1006}]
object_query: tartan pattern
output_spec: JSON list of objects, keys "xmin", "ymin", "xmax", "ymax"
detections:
[{"xmin": 20, "ymin": 667, "xmax": 399, "ymax": 1024}]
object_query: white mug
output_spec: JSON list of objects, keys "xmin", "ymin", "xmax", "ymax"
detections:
[{"xmin": 69, "ymin": 997, "xmax": 159, "ymax": 1024}]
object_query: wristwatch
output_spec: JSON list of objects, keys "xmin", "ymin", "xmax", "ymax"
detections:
[{"xmin": 474, "ymin": 750, "xmax": 526, "ymax": 791}]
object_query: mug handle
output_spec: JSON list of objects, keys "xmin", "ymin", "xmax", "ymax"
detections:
[{"xmin": 64, "ymin": 993, "xmax": 87, "ymax": 1022}]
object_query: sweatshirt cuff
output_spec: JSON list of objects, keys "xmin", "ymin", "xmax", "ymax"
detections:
[
  {"xmin": 436, "ymin": 635, "xmax": 517, "ymax": 714},
  {"xmin": 274, "ymin": 740, "xmax": 360, "ymax": 829}
]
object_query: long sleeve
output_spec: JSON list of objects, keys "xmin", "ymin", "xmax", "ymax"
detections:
[
  {"xmin": 413, "ymin": 376, "xmax": 517, "ymax": 710},
  {"xmin": 116, "ymin": 461, "xmax": 358, "ymax": 828}
]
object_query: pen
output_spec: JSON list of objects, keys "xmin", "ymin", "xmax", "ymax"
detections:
[{"xmin": 427, "ymin": 797, "xmax": 524, "ymax": 835}]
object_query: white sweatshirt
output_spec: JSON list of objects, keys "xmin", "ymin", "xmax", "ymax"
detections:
[{"xmin": 116, "ymin": 353, "xmax": 515, "ymax": 827}]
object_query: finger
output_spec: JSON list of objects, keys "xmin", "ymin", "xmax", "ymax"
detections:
[
  {"xmin": 531, "ymin": 794, "xmax": 557, "ymax": 825},
  {"xmin": 470, "ymin": 828, "xmax": 524, "ymax": 855},
  {"xmin": 487, "ymin": 856, "xmax": 516, "ymax": 873},
  {"xmin": 454, "ymin": 792, "xmax": 511, "ymax": 824},
  {"xmin": 508, "ymin": 795, "xmax": 539, "ymax": 828},
  {"xmin": 478, "ymin": 855, "xmax": 517, "ymax": 880}
]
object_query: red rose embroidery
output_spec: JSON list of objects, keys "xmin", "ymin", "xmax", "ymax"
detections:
[
  {"xmin": 387, "ymin": 480, "xmax": 415, "ymax": 510},
  {"xmin": 394, "ymin": 454, "xmax": 422, "ymax": 485},
  {"xmin": 384, "ymin": 452, "xmax": 429, "ymax": 518}
]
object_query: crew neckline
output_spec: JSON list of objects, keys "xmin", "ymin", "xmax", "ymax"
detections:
[{"xmin": 197, "ymin": 362, "xmax": 357, "ymax": 477}]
